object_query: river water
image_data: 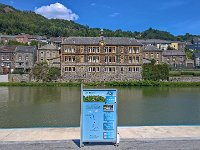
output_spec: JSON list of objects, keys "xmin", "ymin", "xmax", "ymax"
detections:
[{"xmin": 0, "ymin": 86, "xmax": 200, "ymax": 128}]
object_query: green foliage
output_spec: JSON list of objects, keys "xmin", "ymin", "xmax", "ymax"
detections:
[
  {"xmin": 31, "ymin": 62, "xmax": 61, "ymax": 82},
  {"xmin": 169, "ymin": 71, "xmax": 200, "ymax": 77},
  {"xmin": 1, "ymin": 81, "xmax": 200, "ymax": 87},
  {"xmin": 142, "ymin": 60, "xmax": 169, "ymax": 81},
  {"xmin": 47, "ymin": 67, "xmax": 61, "ymax": 81},
  {"xmin": 0, "ymin": 3, "xmax": 200, "ymax": 40},
  {"xmin": 6, "ymin": 40, "xmax": 29, "ymax": 46},
  {"xmin": 12, "ymin": 69, "xmax": 24, "ymax": 75},
  {"xmin": 31, "ymin": 62, "xmax": 49, "ymax": 82},
  {"xmin": 83, "ymin": 96, "xmax": 106, "ymax": 102}
]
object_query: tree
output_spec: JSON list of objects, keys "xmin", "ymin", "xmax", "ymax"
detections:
[
  {"xmin": 47, "ymin": 67, "xmax": 61, "ymax": 82},
  {"xmin": 31, "ymin": 62, "xmax": 49, "ymax": 82},
  {"xmin": 31, "ymin": 62, "xmax": 61, "ymax": 82},
  {"xmin": 142, "ymin": 59, "xmax": 169, "ymax": 81}
]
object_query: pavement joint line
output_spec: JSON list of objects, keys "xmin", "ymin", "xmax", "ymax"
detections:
[{"xmin": 0, "ymin": 131, "xmax": 13, "ymax": 141}]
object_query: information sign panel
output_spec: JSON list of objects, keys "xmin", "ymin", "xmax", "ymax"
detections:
[{"xmin": 80, "ymin": 89, "xmax": 117, "ymax": 146}]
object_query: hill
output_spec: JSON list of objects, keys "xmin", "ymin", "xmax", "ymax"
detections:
[{"xmin": 0, "ymin": 3, "xmax": 199, "ymax": 41}]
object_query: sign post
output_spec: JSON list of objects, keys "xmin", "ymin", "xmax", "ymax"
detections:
[{"xmin": 80, "ymin": 87, "xmax": 118, "ymax": 147}]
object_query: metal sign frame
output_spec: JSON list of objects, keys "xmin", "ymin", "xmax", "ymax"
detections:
[{"xmin": 80, "ymin": 85, "xmax": 118, "ymax": 147}]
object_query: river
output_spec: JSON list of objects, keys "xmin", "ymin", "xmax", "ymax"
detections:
[{"xmin": 0, "ymin": 86, "xmax": 200, "ymax": 128}]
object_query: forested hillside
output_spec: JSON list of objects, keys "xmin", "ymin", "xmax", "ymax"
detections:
[{"xmin": 0, "ymin": 3, "xmax": 199, "ymax": 41}]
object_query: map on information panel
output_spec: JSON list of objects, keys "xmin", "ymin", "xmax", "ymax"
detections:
[{"xmin": 81, "ymin": 89, "xmax": 117, "ymax": 143}]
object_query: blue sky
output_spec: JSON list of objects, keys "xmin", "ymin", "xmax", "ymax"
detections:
[{"xmin": 1, "ymin": 0, "xmax": 200, "ymax": 35}]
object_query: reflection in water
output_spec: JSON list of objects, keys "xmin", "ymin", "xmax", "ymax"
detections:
[{"xmin": 0, "ymin": 86, "xmax": 200, "ymax": 128}]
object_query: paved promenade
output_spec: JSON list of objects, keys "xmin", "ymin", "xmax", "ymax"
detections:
[{"xmin": 0, "ymin": 126, "xmax": 200, "ymax": 149}]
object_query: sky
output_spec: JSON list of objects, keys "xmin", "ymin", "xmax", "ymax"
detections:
[{"xmin": 1, "ymin": 0, "xmax": 200, "ymax": 35}]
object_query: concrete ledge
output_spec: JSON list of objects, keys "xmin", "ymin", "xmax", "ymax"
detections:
[{"xmin": 1, "ymin": 126, "xmax": 200, "ymax": 142}]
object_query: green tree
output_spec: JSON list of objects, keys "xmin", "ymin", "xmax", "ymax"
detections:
[
  {"xmin": 142, "ymin": 60, "xmax": 169, "ymax": 81},
  {"xmin": 47, "ymin": 67, "xmax": 61, "ymax": 82},
  {"xmin": 31, "ymin": 62, "xmax": 49, "ymax": 82}
]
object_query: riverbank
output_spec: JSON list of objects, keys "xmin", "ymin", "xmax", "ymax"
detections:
[
  {"xmin": 1, "ymin": 126, "xmax": 200, "ymax": 142},
  {"xmin": 1, "ymin": 81, "xmax": 200, "ymax": 87}
]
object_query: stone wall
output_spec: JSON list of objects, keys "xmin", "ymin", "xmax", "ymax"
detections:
[
  {"xmin": 61, "ymin": 66, "xmax": 142, "ymax": 82},
  {"xmin": 9, "ymin": 74, "xmax": 31, "ymax": 82},
  {"xmin": 0, "ymin": 75, "xmax": 8, "ymax": 82},
  {"xmin": 169, "ymin": 77, "xmax": 200, "ymax": 82}
]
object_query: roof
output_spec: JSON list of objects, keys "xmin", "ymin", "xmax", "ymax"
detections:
[
  {"xmin": 39, "ymin": 44, "xmax": 57, "ymax": 50},
  {"xmin": 16, "ymin": 34, "xmax": 32, "ymax": 38},
  {"xmin": 162, "ymin": 50, "xmax": 186, "ymax": 56},
  {"xmin": 143, "ymin": 45, "xmax": 162, "ymax": 51},
  {"xmin": 15, "ymin": 46, "xmax": 36, "ymax": 53},
  {"xmin": 193, "ymin": 53, "xmax": 200, "ymax": 58},
  {"xmin": 138, "ymin": 39, "xmax": 171, "ymax": 44},
  {"xmin": 0, "ymin": 46, "xmax": 17, "ymax": 52},
  {"xmin": 0, "ymin": 35, "xmax": 16, "ymax": 38},
  {"xmin": 49, "ymin": 37, "xmax": 62, "ymax": 43},
  {"xmin": 62, "ymin": 37, "xmax": 142, "ymax": 46}
]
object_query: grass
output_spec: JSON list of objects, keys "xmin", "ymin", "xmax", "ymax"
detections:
[{"xmin": 1, "ymin": 81, "xmax": 200, "ymax": 87}]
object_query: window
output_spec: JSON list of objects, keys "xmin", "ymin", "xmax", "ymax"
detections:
[
  {"xmin": 88, "ymin": 56, "xmax": 99, "ymax": 63},
  {"xmin": 105, "ymin": 46, "xmax": 116, "ymax": 53},
  {"xmin": 145, "ymin": 53, "xmax": 148, "ymax": 58},
  {"xmin": 65, "ymin": 67, "xmax": 75, "ymax": 72},
  {"xmin": 129, "ymin": 67, "xmax": 140, "ymax": 72},
  {"xmin": 6, "ymin": 56, "xmax": 9, "ymax": 60},
  {"xmin": 88, "ymin": 67, "xmax": 100, "ymax": 72},
  {"xmin": 129, "ymin": 47, "xmax": 139, "ymax": 54},
  {"xmin": 104, "ymin": 67, "xmax": 116, "ymax": 72},
  {"xmin": 88, "ymin": 47, "xmax": 100, "ymax": 53},
  {"xmin": 105, "ymin": 56, "xmax": 116, "ymax": 63},
  {"xmin": 151, "ymin": 53, "xmax": 154, "ymax": 58},
  {"xmin": 156, "ymin": 53, "xmax": 159, "ymax": 58},
  {"xmin": 65, "ymin": 56, "xmax": 75, "ymax": 62},
  {"xmin": 18, "ymin": 56, "xmax": 22, "ymax": 61},
  {"xmin": 64, "ymin": 47, "xmax": 76, "ymax": 53},
  {"xmin": 129, "ymin": 57, "xmax": 132, "ymax": 63},
  {"xmin": 2, "ymin": 56, "xmax": 5, "ymax": 60},
  {"xmin": 25, "ymin": 56, "xmax": 29, "ymax": 60}
]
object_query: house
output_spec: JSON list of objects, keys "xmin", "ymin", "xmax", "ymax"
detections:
[
  {"xmin": 48, "ymin": 37, "xmax": 62, "ymax": 50},
  {"xmin": 186, "ymin": 38, "xmax": 200, "ymax": 51},
  {"xmin": 16, "ymin": 34, "xmax": 32, "ymax": 44},
  {"xmin": 138, "ymin": 39, "xmax": 171, "ymax": 50},
  {"xmin": 61, "ymin": 36, "xmax": 143, "ymax": 82},
  {"xmin": 162, "ymin": 50, "xmax": 186, "ymax": 69},
  {"xmin": 170, "ymin": 42, "xmax": 186, "ymax": 50},
  {"xmin": 0, "ymin": 35, "xmax": 16, "ymax": 43},
  {"xmin": 142, "ymin": 45, "xmax": 162, "ymax": 64},
  {"xmin": 193, "ymin": 53, "xmax": 200, "ymax": 68},
  {"xmin": 14, "ymin": 46, "xmax": 37, "ymax": 73},
  {"xmin": 0, "ymin": 46, "xmax": 16, "ymax": 74},
  {"xmin": 37, "ymin": 44, "xmax": 60, "ymax": 68}
]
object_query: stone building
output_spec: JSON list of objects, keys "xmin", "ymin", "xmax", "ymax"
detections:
[
  {"xmin": 37, "ymin": 44, "xmax": 60, "ymax": 68},
  {"xmin": 48, "ymin": 37, "xmax": 62, "ymax": 50},
  {"xmin": 162, "ymin": 50, "xmax": 186, "ymax": 68},
  {"xmin": 15, "ymin": 46, "xmax": 37, "ymax": 73},
  {"xmin": 0, "ymin": 46, "xmax": 16, "ymax": 74},
  {"xmin": 138, "ymin": 39, "xmax": 171, "ymax": 50},
  {"xmin": 61, "ymin": 37, "xmax": 143, "ymax": 82},
  {"xmin": 142, "ymin": 45, "xmax": 162, "ymax": 64}
]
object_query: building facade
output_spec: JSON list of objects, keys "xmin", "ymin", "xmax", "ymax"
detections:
[
  {"xmin": 15, "ymin": 46, "xmax": 37, "ymax": 73},
  {"xmin": 0, "ymin": 46, "xmax": 16, "ymax": 74},
  {"xmin": 193, "ymin": 53, "xmax": 200, "ymax": 68},
  {"xmin": 37, "ymin": 44, "xmax": 60, "ymax": 68},
  {"xmin": 142, "ymin": 45, "xmax": 162, "ymax": 64},
  {"xmin": 162, "ymin": 50, "xmax": 186, "ymax": 69},
  {"xmin": 61, "ymin": 37, "xmax": 143, "ymax": 82}
]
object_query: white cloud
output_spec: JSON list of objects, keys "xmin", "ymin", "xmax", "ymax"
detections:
[
  {"xmin": 35, "ymin": 3, "xmax": 79, "ymax": 21},
  {"xmin": 110, "ymin": 13, "xmax": 120, "ymax": 17}
]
